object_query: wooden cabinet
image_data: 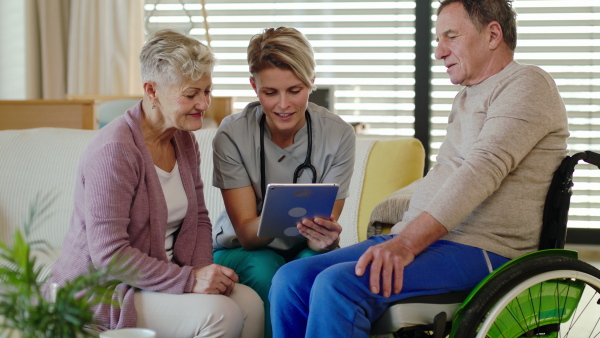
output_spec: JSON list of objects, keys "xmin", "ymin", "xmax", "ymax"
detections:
[
  {"xmin": 0, "ymin": 95, "xmax": 234, "ymax": 131},
  {"xmin": 0, "ymin": 100, "xmax": 96, "ymax": 130},
  {"xmin": 67, "ymin": 95, "xmax": 234, "ymax": 128}
]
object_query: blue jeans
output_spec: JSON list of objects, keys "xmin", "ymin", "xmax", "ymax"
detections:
[{"xmin": 269, "ymin": 236, "xmax": 510, "ymax": 338}]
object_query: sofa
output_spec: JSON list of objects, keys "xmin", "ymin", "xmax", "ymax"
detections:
[{"xmin": 0, "ymin": 126, "xmax": 424, "ymax": 280}]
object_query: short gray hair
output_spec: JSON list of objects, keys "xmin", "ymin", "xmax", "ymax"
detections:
[
  {"xmin": 438, "ymin": 0, "xmax": 517, "ymax": 50},
  {"xmin": 140, "ymin": 29, "xmax": 216, "ymax": 86}
]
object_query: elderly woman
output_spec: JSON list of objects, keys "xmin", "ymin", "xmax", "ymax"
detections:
[
  {"xmin": 212, "ymin": 27, "xmax": 356, "ymax": 337},
  {"xmin": 50, "ymin": 29, "xmax": 263, "ymax": 337}
]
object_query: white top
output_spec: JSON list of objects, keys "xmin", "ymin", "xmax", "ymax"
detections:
[
  {"xmin": 212, "ymin": 101, "xmax": 356, "ymax": 250},
  {"xmin": 156, "ymin": 162, "xmax": 188, "ymax": 261}
]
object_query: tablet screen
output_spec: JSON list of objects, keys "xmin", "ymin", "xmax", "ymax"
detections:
[{"xmin": 257, "ymin": 183, "xmax": 339, "ymax": 238}]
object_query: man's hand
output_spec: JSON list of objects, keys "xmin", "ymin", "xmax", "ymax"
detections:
[
  {"xmin": 355, "ymin": 238, "xmax": 415, "ymax": 298},
  {"xmin": 298, "ymin": 216, "xmax": 342, "ymax": 252},
  {"xmin": 192, "ymin": 264, "xmax": 239, "ymax": 296},
  {"xmin": 355, "ymin": 212, "xmax": 448, "ymax": 298}
]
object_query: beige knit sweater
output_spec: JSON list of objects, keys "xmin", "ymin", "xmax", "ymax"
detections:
[{"xmin": 393, "ymin": 61, "xmax": 569, "ymax": 259}]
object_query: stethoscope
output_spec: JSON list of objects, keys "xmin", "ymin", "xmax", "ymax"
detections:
[{"xmin": 259, "ymin": 110, "xmax": 317, "ymax": 201}]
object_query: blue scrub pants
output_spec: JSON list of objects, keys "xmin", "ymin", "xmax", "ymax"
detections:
[{"xmin": 269, "ymin": 235, "xmax": 510, "ymax": 338}]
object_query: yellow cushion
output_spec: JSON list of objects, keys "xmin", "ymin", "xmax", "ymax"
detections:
[{"xmin": 356, "ymin": 138, "xmax": 425, "ymax": 242}]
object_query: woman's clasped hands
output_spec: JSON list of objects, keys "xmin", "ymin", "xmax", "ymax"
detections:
[{"xmin": 192, "ymin": 264, "xmax": 239, "ymax": 296}]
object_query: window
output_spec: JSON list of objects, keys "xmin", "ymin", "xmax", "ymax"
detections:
[
  {"xmin": 146, "ymin": 0, "xmax": 600, "ymax": 240},
  {"xmin": 144, "ymin": 0, "xmax": 417, "ymax": 138}
]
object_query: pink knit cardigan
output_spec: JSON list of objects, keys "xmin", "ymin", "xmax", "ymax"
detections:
[{"xmin": 50, "ymin": 101, "xmax": 214, "ymax": 329}]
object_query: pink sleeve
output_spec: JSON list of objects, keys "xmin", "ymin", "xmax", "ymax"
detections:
[{"xmin": 82, "ymin": 142, "xmax": 193, "ymax": 293}]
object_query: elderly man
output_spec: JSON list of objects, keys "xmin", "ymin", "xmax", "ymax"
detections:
[{"xmin": 268, "ymin": 0, "xmax": 570, "ymax": 337}]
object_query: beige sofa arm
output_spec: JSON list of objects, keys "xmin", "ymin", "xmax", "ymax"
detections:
[{"xmin": 366, "ymin": 179, "xmax": 421, "ymax": 237}]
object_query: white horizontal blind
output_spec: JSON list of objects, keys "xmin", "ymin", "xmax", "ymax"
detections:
[
  {"xmin": 144, "ymin": 0, "xmax": 417, "ymax": 138},
  {"xmin": 430, "ymin": 0, "xmax": 600, "ymax": 230},
  {"xmin": 145, "ymin": 0, "xmax": 600, "ymax": 232}
]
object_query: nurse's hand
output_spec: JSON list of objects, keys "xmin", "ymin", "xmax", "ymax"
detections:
[{"xmin": 298, "ymin": 216, "xmax": 342, "ymax": 252}]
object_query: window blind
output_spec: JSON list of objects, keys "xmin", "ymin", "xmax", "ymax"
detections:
[
  {"xmin": 144, "ymin": 0, "xmax": 417, "ymax": 138},
  {"xmin": 145, "ymin": 0, "xmax": 600, "ymax": 234},
  {"xmin": 431, "ymin": 0, "xmax": 600, "ymax": 231}
]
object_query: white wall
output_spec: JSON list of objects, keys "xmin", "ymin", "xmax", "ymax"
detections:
[{"xmin": 0, "ymin": 0, "xmax": 27, "ymax": 99}]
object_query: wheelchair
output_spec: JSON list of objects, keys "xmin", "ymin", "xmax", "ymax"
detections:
[{"xmin": 371, "ymin": 151, "xmax": 600, "ymax": 338}]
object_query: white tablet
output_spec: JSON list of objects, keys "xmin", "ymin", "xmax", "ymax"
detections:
[{"xmin": 257, "ymin": 183, "xmax": 339, "ymax": 238}]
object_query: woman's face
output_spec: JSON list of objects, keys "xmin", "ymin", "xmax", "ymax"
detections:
[
  {"xmin": 155, "ymin": 73, "xmax": 213, "ymax": 132},
  {"xmin": 250, "ymin": 67, "xmax": 311, "ymax": 137}
]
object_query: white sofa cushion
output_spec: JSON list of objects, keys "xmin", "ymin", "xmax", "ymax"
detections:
[{"xmin": 0, "ymin": 128, "xmax": 95, "ymax": 249}]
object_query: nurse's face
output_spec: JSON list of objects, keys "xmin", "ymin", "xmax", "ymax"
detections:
[{"xmin": 250, "ymin": 67, "xmax": 311, "ymax": 138}]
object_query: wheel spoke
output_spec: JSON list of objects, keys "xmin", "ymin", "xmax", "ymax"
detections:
[
  {"xmin": 524, "ymin": 288, "xmax": 537, "ymax": 331},
  {"xmin": 592, "ymin": 315, "xmax": 600, "ymax": 338},
  {"xmin": 560, "ymin": 279, "xmax": 573, "ymax": 323},
  {"xmin": 538, "ymin": 281, "xmax": 545, "ymax": 337},
  {"xmin": 492, "ymin": 321, "xmax": 508, "ymax": 338},
  {"xmin": 560, "ymin": 279, "xmax": 572, "ymax": 338},
  {"xmin": 515, "ymin": 293, "xmax": 531, "ymax": 333},
  {"xmin": 564, "ymin": 289, "xmax": 595, "ymax": 336},
  {"xmin": 553, "ymin": 279, "xmax": 562, "ymax": 338},
  {"xmin": 503, "ymin": 299, "xmax": 529, "ymax": 334}
]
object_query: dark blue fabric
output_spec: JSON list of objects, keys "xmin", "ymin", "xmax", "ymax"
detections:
[{"xmin": 269, "ymin": 235, "xmax": 509, "ymax": 338}]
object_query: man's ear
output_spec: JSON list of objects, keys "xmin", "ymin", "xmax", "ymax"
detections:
[
  {"xmin": 487, "ymin": 21, "xmax": 503, "ymax": 50},
  {"xmin": 249, "ymin": 76, "xmax": 258, "ymax": 94}
]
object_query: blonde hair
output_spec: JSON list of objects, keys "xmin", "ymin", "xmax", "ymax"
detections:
[
  {"xmin": 140, "ymin": 29, "xmax": 216, "ymax": 86},
  {"xmin": 247, "ymin": 27, "xmax": 316, "ymax": 91}
]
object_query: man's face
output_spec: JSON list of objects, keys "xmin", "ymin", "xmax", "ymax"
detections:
[{"xmin": 434, "ymin": 2, "xmax": 492, "ymax": 86}]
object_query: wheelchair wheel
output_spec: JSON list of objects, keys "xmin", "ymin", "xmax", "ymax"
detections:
[{"xmin": 452, "ymin": 255, "xmax": 600, "ymax": 338}]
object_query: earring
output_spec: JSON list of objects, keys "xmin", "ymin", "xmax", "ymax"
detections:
[{"xmin": 152, "ymin": 105, "xmax": 156, "ymax": 109}]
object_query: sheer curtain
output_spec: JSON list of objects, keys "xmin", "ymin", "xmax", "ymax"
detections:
[
  {"xmin": 67, "ymin": 0, "xmax": 145, "ymax": 97},
  {"xmin": 35, "ymin": 0, "xmax": 70, "ymax": 99},
  {"xmin": 29, "ymin": 0, "xmax": 144, "ymax": 99}
]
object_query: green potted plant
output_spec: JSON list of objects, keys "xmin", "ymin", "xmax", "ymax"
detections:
[{"xmin": 0, "ymin": 202, "xmax": 123, "ymax": 338}]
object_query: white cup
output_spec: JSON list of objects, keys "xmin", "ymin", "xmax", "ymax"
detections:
[{"xmin": 99, "ymin": 328, "xmax": 156, "ymax": 338}]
